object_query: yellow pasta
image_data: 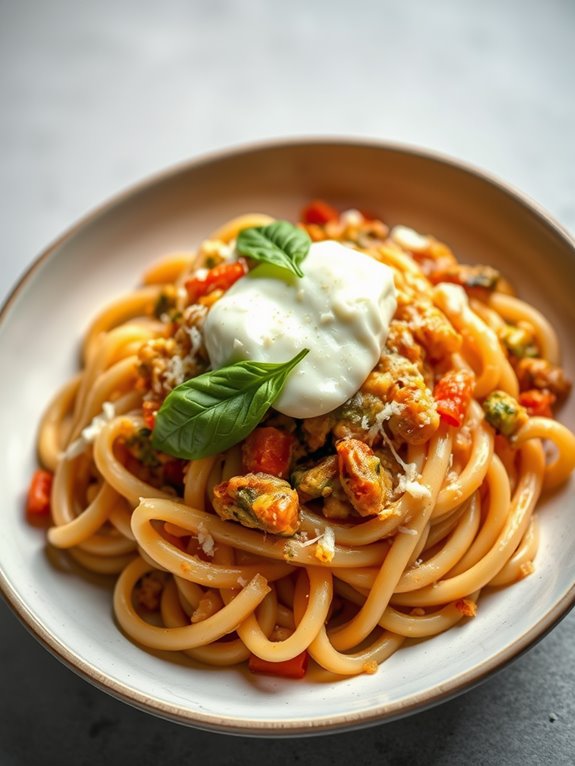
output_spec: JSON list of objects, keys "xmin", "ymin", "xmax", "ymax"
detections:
[{"xmin": 28, "ymin": 202, "xmax": 574, "ymax": 681}]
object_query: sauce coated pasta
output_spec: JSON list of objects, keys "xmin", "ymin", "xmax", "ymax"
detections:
[{"xmin": 29, "ymin": 199, "xmax": 575, "ymax": 678}]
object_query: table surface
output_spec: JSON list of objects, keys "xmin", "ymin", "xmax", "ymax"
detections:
[{"xmin": 1, "ymin": 1, "xmax": 574, "ymax": 763}]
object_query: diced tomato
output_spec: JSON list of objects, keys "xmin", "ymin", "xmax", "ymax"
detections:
[
  {"xmin": 26, "ymin": 469, "xmax": 53, "ymax": 522},
  {"xmin": 434, "ymin": 369, "xmax": 475, "ymax": 428},
  {"xmin": 300, "ymin": 200, "xmax": 339, "ymax": 226},
  {"xmin": 185, "ymin": 260, "xmax": 247, "ymax": 304},
  {"xmin": 142, "ymin": 399, "xmax": 160, "ymax": 430},
  {"xmin": 242, "ymin": 427, "xmax": 294, "ymax": 479},
  {"xmin": 518, "ymin": 388, "xmax": 556, "ymax": 418},
  {"xmin": 248, "ymin": 650, "xmax": 309, "ymax": 679}
]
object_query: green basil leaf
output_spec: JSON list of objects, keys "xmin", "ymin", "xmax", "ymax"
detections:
[
  {"xmin": 236, "ymin": 221, "xmax": 311, "ymax": 277},
  {"xmin": 151, "ymin": 348, "xmax": 309, "ymax": 460}
]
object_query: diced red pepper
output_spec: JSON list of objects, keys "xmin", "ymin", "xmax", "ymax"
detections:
[
  {"xmin": 300, "ymin": 200, "xmax": 339, "ymax": 226},
  {"xmin": 518, "ymin": 388, "xmax": 556, "ymax": 418},
  {"xmin": 434, "ymin": 369, "xmax": 475, "ymax": 427},
  {"xmin": 248, "ymin": 650, "xmax": 309, "ymax": 679},
  {"xmin": 242, "ymin": 427, "xmax": 294, "ymax": 479},
  {"xmin": 26, "ymin": 469, "xmax": 53, "ymax": 521},
  {"xmin": 185, "ymin": 260, "xmax": 247, "ymax": 304}
]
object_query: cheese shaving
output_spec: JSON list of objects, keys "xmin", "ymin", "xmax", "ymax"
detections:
[
  {"xmin": 366, "ymin": 401, "xmax": 404, "ymax": 443},
  {"xmin": 63, "ymin": 401, "xmax": 116, "ymax": 459},
  {"xmin": 201, "ymin": 239, "xmax": 235, "ymax": 261},
  {"xmin": 162, "ymin": 354, "xmax": 185, "ymax": 389},
  {"xmin": 403, "ymin": 479, "xmax": 431, "ymax": 499},
  {"xmin": 196, "ymin": 522, "xmax": 215, "ymax": 558},
  {"xmin": 381, "ymin": 438, "xmax": 431, "ymax": 499},
  {"xmin": 185, "ymin": 325, "xmax": 203, "ymax": 358},
  {"xmin": 380, "ymin": 428, "xmax": 411, "ymax": 472},
  {"xmin": 314, "ymin": 526, "xmax": 335, "ymax": 563},
  {"xmin": 298, "ymin": 531, "xmax": 323, "ymax": 548},
  {"xmin": 285, "ymin": 527, "xmax": 337, "ymax": 563},
  {"xmin": 395, "ymin": 461, "xmax": 431, "ymax": 499}
]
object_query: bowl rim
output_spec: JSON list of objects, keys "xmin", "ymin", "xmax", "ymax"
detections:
[{"xmin": 2, "ymin": 135, "xmax": 575, "ymax": 736}]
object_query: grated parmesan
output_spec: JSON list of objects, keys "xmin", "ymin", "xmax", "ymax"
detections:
[
  {"xmin": 403, "ymin": 479, "xmax": 431, "ymax": 499},
  {"xmin": 162, "ymin": 354, "xmax": 185, "ymax": 389},
  {"xmin": 185, "ymin": 325, "xmax": 203, "ymax": 358},
  {"xmin": 366, "ymin": 400, "xmax": 405, "ymax": 442},
  {"xmin": 201, "ymin": 239, "xmax": 235, "ymax": 261},
  {"xmin": 394, "ymin": 461, "xmax": 432, "ymax": 499},
  {"xmin": 381, "ymin": 436, "xmax": 431, "ymax": 500},
  {"xmin": 159, "ymin": 306, "xmax": 207, "ymax": 392},
  {"xmin": 63, "ymin": 401, "xmax": 116, "ymax": 459},
  {"xmin": 315, "ymin": 526, "xmax": 336, "ymax": 563},
  {"xmin": 196, "ymin": 523, "xmax": 215, "ymax": 558},
  {"xmin": 284, "ymin": 527, "xmax": 337, "ymax": 563}
]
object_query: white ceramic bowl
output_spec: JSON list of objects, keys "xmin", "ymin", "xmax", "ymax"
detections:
[{"xmin": 1, "ymin": 139, "xmax": 574, "ymax": 735}]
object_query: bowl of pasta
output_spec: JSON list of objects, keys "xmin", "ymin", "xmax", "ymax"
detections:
[{"xmin": 1, "ymin": 138, "xmax": 574, "ymax": 735}]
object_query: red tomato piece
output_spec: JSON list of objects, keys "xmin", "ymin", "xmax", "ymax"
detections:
[
  {"xmin": 248, "ymin": 650, "xmax": 309, "ymax": 679},
  {"xmin": 142, "ymin": 399, "xmax": 159, "ymax": 430},
  {"xmin": 519, "ymin": 388, "xmax": 556, "ymax": 418},
  {"xmin": 300, "ymin": 200, "xmax": 339, "ymax": 226},
  {"xmin": 434, "ymin": 369, "xmax": 475, "ymax": 428},
  {"xmin": 242, "ymin": 427, "xmax": 294, "ymax": 479},
  {"xmin": 185, "ymin": 260, "xmax": 247, "ymax": 303},
  {"xmin": 26, "ymin": 469, "xmax": 53, "ymax": 520}
]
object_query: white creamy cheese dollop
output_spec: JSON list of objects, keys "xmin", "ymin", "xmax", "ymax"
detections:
[{"xmin": 203, "ymin": 240, "xmax": 397, "ymax": 418}]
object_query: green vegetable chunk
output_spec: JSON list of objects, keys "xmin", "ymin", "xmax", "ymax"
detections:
[
  {"xmin": 236, "ymin": 221, "xmax": 311, "ymax": 278},
  {"xmin": 499, "ymin": 324, "xmax": 539, "ymax": 359},
  {"xmin": 292, "ymin": 455, "xmax": 339, "ymax": 499},
  {"xmin": 151, "ymin": 349, "xmax": 309, "ymax": 460},
  {"xmin": 212, "ymin": 473, "xmax": 300, "ymax": 536},
  {"xmin": 482, "ymin": 390, "xmax": 528, "ymax": 437}
]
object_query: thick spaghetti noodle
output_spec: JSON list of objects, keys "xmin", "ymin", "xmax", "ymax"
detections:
[{"xmin": 30, "ymin": 201, "xmax": 575, "ymax": 678}]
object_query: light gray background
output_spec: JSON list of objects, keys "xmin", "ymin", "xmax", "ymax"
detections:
[{"xmin": 1, "ymin": 1, "xmax": 574, "ymax": 763}]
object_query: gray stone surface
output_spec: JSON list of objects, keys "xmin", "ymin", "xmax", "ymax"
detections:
[{"xmin": 1, "ymin": 0, "xmax": 574, "ymax": 762}]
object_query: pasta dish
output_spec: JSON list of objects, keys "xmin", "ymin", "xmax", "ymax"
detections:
[{"xmin": 28, "ymin": 200, "xmax": 575, "ymax": 679}]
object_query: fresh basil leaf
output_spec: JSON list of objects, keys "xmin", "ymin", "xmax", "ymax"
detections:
[
  {"xmin": 236, "ymin": 221, "xmax": 311, "ymax": 278},
  {"xmin": 151, "ymin": 348, "xmax": 309, "ymax": 460}
]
